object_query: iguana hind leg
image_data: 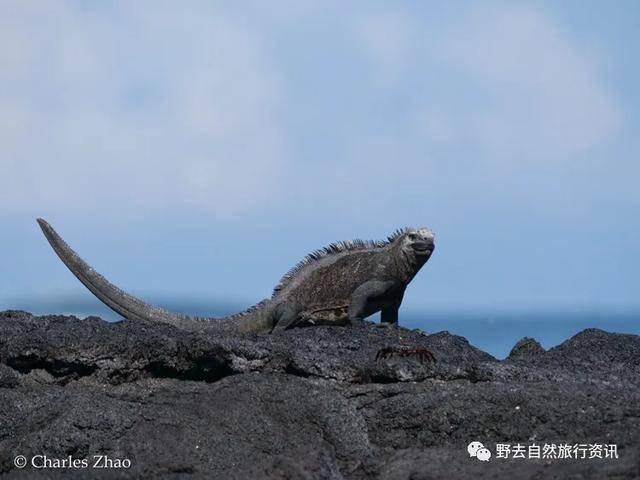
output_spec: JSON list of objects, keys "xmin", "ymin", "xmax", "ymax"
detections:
[{"xmin": 271, "ymin": 303, "xmax": 302, "ymax": 332}]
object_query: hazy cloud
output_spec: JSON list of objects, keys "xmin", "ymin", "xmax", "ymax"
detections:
[
  {"xmin": 0, "ymin": 1, "xmax": 625, "ymax": 218},
  {"xmin": 354, "ymin": 10, "xmax": 413, "ymax": 81},
  {"xmin": 0, "ymin": 1, "xmax": 286, "ymax": 215},
  {"xmin": 432, "ymin": 4, "xmax": 620, "ymax": 163}
]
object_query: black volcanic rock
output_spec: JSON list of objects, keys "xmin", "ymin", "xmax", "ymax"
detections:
[
  {"xmin": 0, "ymin": 310, "xmax": 639, "ymax": 479},
  {"xmin": 507, "ymin": 337, "xmax": 545, "ymax": 360}
]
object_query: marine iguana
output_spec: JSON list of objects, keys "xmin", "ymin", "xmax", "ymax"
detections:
[{"xmin": 37, "ymin": 219, "xmax": 435, "ymax": 332}]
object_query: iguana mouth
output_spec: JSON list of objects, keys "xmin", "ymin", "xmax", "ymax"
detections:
[{"xmin": 412, "ymin": 242, "xmax": 433, "ymax": 255}]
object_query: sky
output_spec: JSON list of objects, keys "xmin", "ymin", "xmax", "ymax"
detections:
[{"xmin": 1, "ymin": 0, "xmax": 639, "ymax": 320}]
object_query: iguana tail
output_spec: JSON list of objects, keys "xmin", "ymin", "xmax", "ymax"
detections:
[{"xmin": 36, "ymin": 218, "xmax": 272, "ymax": 332}]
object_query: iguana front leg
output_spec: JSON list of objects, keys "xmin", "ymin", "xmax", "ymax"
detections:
[
  {"xmin": 348, "ymin": 280, "xmax": 398, "ymax": 323},
  {"xmin": 380, "ymin": 304, "xmax": 399, "ymax": 324},
  {"xmin": 381, "ymin": 289, "xmax": 403, "ymax": 325}
]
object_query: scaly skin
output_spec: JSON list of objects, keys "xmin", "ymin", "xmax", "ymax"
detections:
[{"xmin": 37, "ymin": 219, "xmax": 435, "ymax": 332}]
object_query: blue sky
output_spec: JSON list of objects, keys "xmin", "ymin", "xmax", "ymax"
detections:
[{"xmin": 2, "ymin": 0, "xmax": 639, "ymax": 318}]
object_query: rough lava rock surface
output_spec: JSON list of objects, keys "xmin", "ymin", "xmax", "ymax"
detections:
[{"xmin": 0, "ymin": 310, "xmax": 639, "ymax": 479}]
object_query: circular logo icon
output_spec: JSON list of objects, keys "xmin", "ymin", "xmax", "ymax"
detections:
[{"xmin": 467, "ymin": 441, "xmax": 492, "ymax": 461}]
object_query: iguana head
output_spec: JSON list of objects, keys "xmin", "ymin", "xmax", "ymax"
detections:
[
  {"xmin": 402, "ymin": 227, "xmax": 434, "ymax": 255},
  {"xmin": 394, "ymin": 227, "xmax": 435, "ymax": 272}
]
